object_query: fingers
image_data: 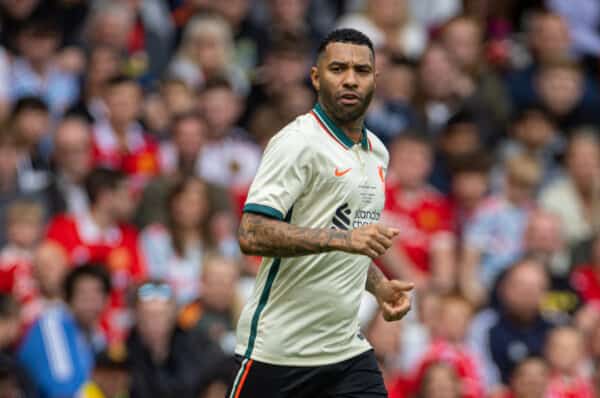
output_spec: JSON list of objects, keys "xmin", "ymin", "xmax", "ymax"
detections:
[
  {"xmin": 376, "ymin": 224, "xmax": 400, "ymax": 239},
  {"xmin": 381, "ymin": 298, "xmax": 411, "ymax": 321},
  {"xmin": 389, "ymin": 280, "xmax": 415, "ymax": 292}
]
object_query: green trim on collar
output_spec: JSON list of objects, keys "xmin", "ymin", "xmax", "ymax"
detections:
[{"xmin": 313, "ymin": 103, "xmax": 369, "ymax": 151}]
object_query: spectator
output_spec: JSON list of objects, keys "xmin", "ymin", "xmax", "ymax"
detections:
[
  {"xmin": 461, "ymin": 154, "xmax": 541, "ymax": 305},
  {"xmin": 365, "ymin": 312, "xmax": 403, "ymax": 397},
  {"xmin": 242, "ymin": 32, "xmax": 311, "ymax": 128},
  {"xmin": 544, "ymin": 326, "xmax": 594, "ymax": 397},
  {"xmin": 430, "ymin": 111, "xmax": 483, "ymax": 194},
  {"xmin": 0, "ymin": 201, "xmax": 43, "ymax": 324},
  {"xmin": 178, "ymin": 253, "xmax": 241, "ymax": 352},
  {"xmin": 478, "ymin": 258, "xmax": 554, "ymax": 387},
  {"xmin": 18, "ymin": 265, "xmax": 111, "ymax": 398},
  {"xmin": 492, "ymin": 105, "xmax": 563, "ymax": 193},
  {"xmin": 380, "ymin": 133, "xmax": 455, "ymax": 292},
  {"xmin": 92, "ymin": 75, "xmax": 161, "ymax": 188},
  {"xmin": 249, "ymin": 81, "xmax": 315, "ymax": 148},
  {"xmin": 11, "ymin": 96, "xmax": 51, "ymax": 173},
  {"xmin": 364, "ymin": 55, "xmax": 417, "ymax": 146},
  {"xmin": 159, "ymin": 112, "xmax": 207, "ymax": 178},
  {"xmin": 548, "ymin": 0, "xmax": 600, "ymax": 58},
  {"xmin": 212, "ymin": 0, "xmax": 270, "ymax": 75},
  {"xmin": 539, "ymin": 130, "xmax": 600, "ymax": 247},
  {"xmin": 127, "ymin": 280, "xmax": 225, "ymax": 398},
  {"xmin": 266, "ymin": 0, "xmax": 321, "ymax": 49},
  {"xmin": 68, "ymin": 45, "xmax": 121, "ymax": 124},
  {"xmin": 570, "ymin": 235, "xmax": 600, "ymax": 320},
  {"xmin": 336, "ymin": 0, "xmax": 426, "ymax": 58},
  {"xmin": 10, "ymin": 17, "xmax": 79, "ymax": 116},
  {"xmin": 0, "ymin": 294, "xmax": 34, "ymax": 398},
  {"xmin": 523, "ymin": 210, "xmax": 578, "ymax": 322},
  {"xmin": 197, "ymin": 78, "xmax": 261, "ymax": 195},
  {"xmin": 534, "ymin": 60, "xmax": 600, "ymax": 132},
  {"xmin": 159, "ymin": 77, "xmax": 195, "ymax": 118},
  {"xmin": 141, "ymin": 177, "xmax": 212, "ymax": 305},
  {"xmin": 414, "ymin": 362, "xmax": 462, "ymax": 398},
  {"xmin": 136, "ymin": 113, "xmax": 232, "ymax": 229},
  {"xmin": 47, "ymin": 115, "xmax": 93, "ymax": 217},
  {"xmin": 448, "ymin": 152, "xmax": 491, "ymax": 239},
  {"xmin": 24, "ymin": 241, "xmax": 70, "ymax": 328},
  {"xmin": 504, "ymin": 357, "xmax": 549, "ymax": 398},
  {"xmin": 411, "ymin": 294, "xmax": 484, "ymax": 398},
  {"xmin": 46, "ymin": 168, "xmax": 146, "ymax": 344},
  {"xmin": 168, "ymin": 14, "xmax": 249, "ymax": 95},
  {"xmin": 505, "ymin": 9, "xmax": 573, "ymax": 110},
  {"xmin": 439, "ymin": 15, "xmax": 511, "ymax": 137}
]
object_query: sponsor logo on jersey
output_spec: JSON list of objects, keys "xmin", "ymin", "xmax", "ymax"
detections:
[{"xmin": 331, "ymin": 203, "xmax": 381, "ymax": 230}]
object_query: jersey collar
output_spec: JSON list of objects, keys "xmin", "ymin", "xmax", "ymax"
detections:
[{"xmin": 312, "ymin": 103, "xmax": 371, "ymax": 151}]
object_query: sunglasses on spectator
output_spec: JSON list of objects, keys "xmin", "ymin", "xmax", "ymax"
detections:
[{"xmin": 137, "ymin": 282, "xmax": 173, "ymax": 302}]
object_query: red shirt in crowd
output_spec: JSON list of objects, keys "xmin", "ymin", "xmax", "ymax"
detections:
[
  {"xmin": 570, "ymin": 265, "xmax": 600, "ymax": 311},
  {"xmin": 91, "ymin": 121, "xmax": 160, "ymax": 185},
  {"xmin": 382, "ymin": 184, "xmax": 454, "ymax": 273},
  {"xmin": 46, "ymin": 213, "xmax": 147, "ymax": 344},
  {"xmin": 0, "ymin": 245, "xmax": 42, "ymax": 328},
  {"xmin": 546, "ymin": 373, "xmax": 595, "ymax": 398},
  {"xmin": 411, "ymin": 339, "xmax": 484, "ymax": 398}
]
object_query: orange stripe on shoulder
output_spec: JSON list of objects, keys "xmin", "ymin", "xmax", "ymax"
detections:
[
  {"xmin": 234, "ymin": 359, "xmax": 254, "ymax": 398},
  {"xmin": 310, "ymin": 111, "xmax": 348, "ymax": 150}
]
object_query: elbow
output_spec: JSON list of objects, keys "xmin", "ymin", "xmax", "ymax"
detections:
[{"xmin": 237, "ymin": 225, "xmax": 257, "ymax": 256}]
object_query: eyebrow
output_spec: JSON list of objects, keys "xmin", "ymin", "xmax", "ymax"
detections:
[{"xmin": 327, "ymin": 61, "xmax": 373, "ymax": 69}]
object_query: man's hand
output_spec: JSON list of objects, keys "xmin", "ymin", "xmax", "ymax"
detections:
[
  {"xmin": 375, "ymin": 279, "xmax": 414, "ymax": 321},
  {"xmin": 347, "ymin": 224, "xmax": 400, "ymax": 258}
]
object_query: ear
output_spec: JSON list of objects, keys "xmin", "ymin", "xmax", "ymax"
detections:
[{"xmin": 310, "ymin": 65, "xmax": 320, "ymax": 92}]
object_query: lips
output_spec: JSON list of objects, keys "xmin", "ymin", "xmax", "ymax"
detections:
[{"xmin": 338, "ymin": 92, "xmax": 361, "ymax": 105}]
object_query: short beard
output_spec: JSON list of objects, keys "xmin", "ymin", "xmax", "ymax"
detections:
[{"xmin": 321, "ymin": 88, "xmax": 374, "ymax": 125}]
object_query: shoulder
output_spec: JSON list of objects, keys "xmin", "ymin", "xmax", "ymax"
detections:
[{"xmin": 265, "ymin": 113, "xmax": 317, "ymax": 153}]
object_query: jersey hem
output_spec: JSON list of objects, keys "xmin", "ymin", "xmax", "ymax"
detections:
[{"xmin": 234, "ymin": 344, "xmax": 373, "ymax": 367}]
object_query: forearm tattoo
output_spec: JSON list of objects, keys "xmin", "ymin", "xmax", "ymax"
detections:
[
  {"xmin": 366, "ymin": 262, "xmax": 386, "ymax": 295},
  {"xmin": 238, "ymin": 213, "xmax": 352, "ymax": 257}
]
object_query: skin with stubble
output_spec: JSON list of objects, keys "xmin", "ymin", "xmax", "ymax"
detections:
[{"xmin": 238, "ymin": 40, "xmax": 412, "ymax": 321}]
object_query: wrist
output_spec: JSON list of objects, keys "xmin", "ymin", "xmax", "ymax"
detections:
[{"xmin": 328, "ymin": 229, "xmax": 352, "ymax": 252}]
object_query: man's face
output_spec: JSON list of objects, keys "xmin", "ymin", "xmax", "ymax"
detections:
[
  {"xmin": 105, "ymin": 83, "xmax": 142, "ymax": 125},
  {"xmin": 70, "ymin": 276, "xmax": 108, "ymax": 331},
  {"xmin": 311, "ymin": 42, "xmax": 376, "ymax": 123},
  {"xmin": 54, "ymin": 120, "xmax": 92, "ymax": 181},
  {"xmin": 501, "ymin": 262, "xmax": 548, "ymax": 321}
]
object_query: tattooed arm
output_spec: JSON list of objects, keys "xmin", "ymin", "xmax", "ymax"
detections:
[
  {"xmin": 366, "ymin": 262, "xmax": 387, "ymax": 295},
  {"xmin": 238, "ymin": 213, "xmax": 400, "ymax": 258},
  {"xmin": 367, "ymin": 262, "xmax": 414, "ymax": 321}
]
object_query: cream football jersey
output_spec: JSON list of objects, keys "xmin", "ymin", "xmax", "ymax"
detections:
[{"xmin": 235, "ymin": 103, "xmax": 389, "ymax": 366}]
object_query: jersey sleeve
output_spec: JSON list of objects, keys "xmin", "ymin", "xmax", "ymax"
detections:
[{"xmin": 243, "ymin": 129, "xmax": 312, "ymax": 220}]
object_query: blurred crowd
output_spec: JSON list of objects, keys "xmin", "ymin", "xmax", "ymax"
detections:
[{"xmin": 1, "ymin": 0, "xmax": 600, "ymax": 397}]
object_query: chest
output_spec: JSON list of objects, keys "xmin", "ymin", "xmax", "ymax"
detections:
[{"xmin": 301, "ymin": 143, "xmax": 386, "ymax": 229}]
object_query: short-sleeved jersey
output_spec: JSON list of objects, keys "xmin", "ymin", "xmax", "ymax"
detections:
[{"xmin": 235, "ymin": 103, "xmax": 389, "ymax": 366}]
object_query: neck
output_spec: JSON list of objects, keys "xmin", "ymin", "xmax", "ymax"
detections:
[
  {"xmin": 182, "ymin": 227, "xmax": 201, "ymax": 243},
  {"xmin": 319, "ymin": 100, "xmax": 364, "ymax": 143},
  {"xmin": 29, "ymin": 59, "xmax": 48, "ymax": 76},
  {"xmin": 90, "ymin": 207, "xmax": 113, "ymax": 230},
  {"xmin": 110, "ymin": 119, "xmax": 129, "ymax": 137}
]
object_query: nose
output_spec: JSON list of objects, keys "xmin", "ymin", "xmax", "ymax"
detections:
[{"xmin": 342, "ymin": 69, "xmax": 358, "ymax": 89}]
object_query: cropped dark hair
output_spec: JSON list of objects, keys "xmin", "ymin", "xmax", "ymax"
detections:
[
  {"xmin": 317, "ymin": 28, "xmax": 375, "ymax": 59},
  {"xmin": 85, "ymin": 167, "xmax": 126, "ymax": 204},
  {"xmin": 64, "ymin": 264, "xmax": 111, "ymax": 303}
]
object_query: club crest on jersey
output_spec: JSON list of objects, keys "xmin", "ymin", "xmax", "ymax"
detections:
[{"xmin": 331, "ymin": 203, "xmax": 381, "ymax": 230}]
